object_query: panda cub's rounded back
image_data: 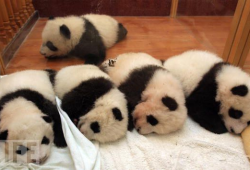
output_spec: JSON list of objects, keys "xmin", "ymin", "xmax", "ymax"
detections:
[
  {"xmin": 41, "ymin": 14, "xmax": 128, "ymax": 65},
  {"xmin": 164, "ymin": 50, "xmax": 250, "ymax": 135}
]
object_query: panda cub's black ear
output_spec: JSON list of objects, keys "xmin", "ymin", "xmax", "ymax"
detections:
[
  {"xmin": 42, "ymin": 116, "xmax": 53, "ymax": 123},
  {"xmin": 60, "ymin": 25, "xmax": 71, "ymax": 39},
  {"xmin": 0, "ymin": 130, "xmax": 8, "ymax": 141},
  {"xmin": 48, "ymin": 16, "xmax": 55, "ymax": 20},
  {"xmin": 231, "ymin": 85, "xmax": 248, "ymax": 96}
]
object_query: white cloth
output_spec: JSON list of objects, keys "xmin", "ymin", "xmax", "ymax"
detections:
[
  {"xmin": 0, "ymin": 97, "xmax": 101, "ymax": 170},
  {"xmin": 99, "ymin": 118, "xmax": 250, "ymax": 170}
]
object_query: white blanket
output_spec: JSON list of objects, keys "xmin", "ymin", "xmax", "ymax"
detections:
[{"xmin": 99, "ymin": 118, "xmax": 250, "ymax": 170}]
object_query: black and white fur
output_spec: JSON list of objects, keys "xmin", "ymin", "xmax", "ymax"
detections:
[
  {"xmin": 0, "ymin": 70, "xmax": 66, "ymax": 164},
  {"xmin": 40, "ymin": 14, "xmax": 128, "ymax": 65},
  {"xmin": 163, "ymin": 50, "xmax": 250, "ymax": 134},
  {"xmin": 101, "ymin": 52, "xmax": 187, "ymax": 135},
  {"xmin": 54, "ymin": 65, "xmax": 128, "ymax": 143}
]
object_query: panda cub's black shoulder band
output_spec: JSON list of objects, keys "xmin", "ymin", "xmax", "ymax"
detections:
[
  {"xmin": 61, "ymin": 77, "xmax": 114, "ymax": 120},
  {"xmin": 186, "ymin": 62, "xmax": 229, "ymax": 134},
  {"xmin": 44, "ymin": 69, "xmax": 57, "ymax": 86},
  {"xmin": 0, "ymin": 89, "xmax": 55, "ymax": 115},
  {"xmin": 118, "ymin": 65, "xmax": 164, "ymax": 130}
]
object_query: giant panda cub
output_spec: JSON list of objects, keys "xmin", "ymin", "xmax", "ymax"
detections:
[
  {"xmin": 0, "ymin": 70, "xmax": 66, "ymax": 164},
  {"xmin": 54, "ymin": 65, "xmax": 128, "ymax": 143},
  {"xmin": 163, "ymin": 50, "xmax": 250, "ymax": 134},
  {"xmin": 40, "ymin": 14, "xmax": 128, "ymax": 65},
  {"xmin": 101, "ymin": 53, "xmax": 187, "ymax": 135}
]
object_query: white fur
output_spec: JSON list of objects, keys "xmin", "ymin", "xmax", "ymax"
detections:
[
  {"xmin": 216, "ymin": 65, "xmax": 250, "ymax": 134},
  {"xmin": 0, "ymin": 70, "xmax": 55, "ymax": 103},
  {"xmin": 102, "ymin": 52, "xmax": 187, "ymax": 135},
  {"xmin": 55, "ymin": 65, "xmax": 110, "ymax": 99},
  {"xmin": 101, "ymin": 52, "xmax": 162, "ymax": 86},
  {"xmin": 41, "ymin": 16, "xmax": 85, "ymax": 57},
  {"xmin": 163, "ymin": 50, "xmax": 222, "ymax": 97},
  {"xmin": 0, "ymin": 70, "xmax": 55, "ymax": 164},
  {"xmin": 133, "ymin": 69, "xmax": 187, "ymax": 134},
  {"xmin": 55, "ymin": 65, "xmax": 128, "ymax": 142},
  {"xmin": 41, "ymin": 14, "xmax": 122, "ymax": 57},
  {"xmin": 78, "ymin": 88, "xmax": 128, "ymax": 143},
  {"xmin": 83, "ymin": 14, "xmax": 119, "ymax": 48},
  {"xmin": 164, "ymin": 50, "xmax": 250, "ymax": 134}
]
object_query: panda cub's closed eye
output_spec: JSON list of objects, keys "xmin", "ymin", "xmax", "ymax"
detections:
[
  {"xmin": 162, "ymin": 96, "xmax": 178, "ymax": 111},
  {"xmin": 42, "ymin": 116, "xmax": 52, "ymax": 123},
  {"xmin": 41, "ymin": 136, "xmax": 50, "ymax": 145},
  {"xmin": 229, "ymin": 107, "xmax": 243, "ymax": 119},
  {"xmin": 147, "ymin": 115, "xmax": 158, "ymax": 126},
  {"xmin": 46, "ymin": 41, "xmax": 58, "ymax": 51},
  {"xmin": 90, "ymin": 122, "xmax": 100, "ymax": 133},
  {"xmin": 16, "ymin": 145, "xmax": 30, "ymax": 155},
  {"xmin": 112, "ymin": 108, "xmax": 123, "ymax": 121}
]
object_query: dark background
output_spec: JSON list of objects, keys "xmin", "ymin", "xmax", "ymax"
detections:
[{"xmin": 33, "ymin": 0, "xmax": 238, "ymax": 17}]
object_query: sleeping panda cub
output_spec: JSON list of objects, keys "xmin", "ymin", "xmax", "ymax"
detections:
[
  {"xmin": 0, "ymin": 70, "xmax": 66, "ymax": 164},
  {"xmin": 54, "ymin": 65, "xmax": 128, "ymax": 143},
  {"xmin": 101, "ymin": 53, "xmax": 187, "ymax": 135},
  {"xmin": 40, "ymin": 14, "xmax": 128, "ymax": 65},
  {"xmin": 163, "ymin": 50, "xmax": 250, "ymax": 134}
]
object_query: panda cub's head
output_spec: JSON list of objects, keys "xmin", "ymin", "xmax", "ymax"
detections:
[
  {"xmin": 216, "ymin": 64, "xmax": 250, "ymax": 134},
  {"xmin": 40, "ymin": 16, "xmax": 84, "ymax": 58},
  {"xmin": 77, "ymin": 88, "xmax": 128, "ymax": 143},
  {"xmin": 132, "ymin": 69, "xmax": 187, "ymax": 135},
  {"xmin": 0, "ymin": 98, "xmax": 53, "ymax": 164}
]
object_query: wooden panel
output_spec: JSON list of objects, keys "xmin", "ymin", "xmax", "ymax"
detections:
[
  {"xmin": 2, "ymin": 11, "xmax": 38, "ymax": 65},
  {"xmin": 33, "ymin": 0, "xmax": 171, "ymax": 17},
  {"xmin": 0, "ymin": 0, "xmax": 14, "ymax": 40},
  {"xmin": 224, "ymin": 0, "xmax": 250, "ymax": 66},
  {"xmin": 0, "ymin": 54, "xmax": 5, "ymax": 75},
  {"xmin": 5, "ymin": 0, "xmax": 19, "ymax": 33},
  {"xmin": 178, "ymin": 0, "xmax": 238, "ymax": 16},
  {"xmin": 11, "ymin": 0, "xmax": 23, "ymax": 27}
]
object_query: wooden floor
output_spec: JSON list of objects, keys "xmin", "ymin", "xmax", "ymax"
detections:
[{"xmin": 5, "ymin": 16, "xmax": 250, "ymax": 74}]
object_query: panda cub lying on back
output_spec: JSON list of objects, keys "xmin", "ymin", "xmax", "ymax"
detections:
[
  {"xmin": 54, "ymin": 65, "xmax": 128, "ymax": 143},
  {"xmin": 0, "ymin": 70, "xmax": 66, "ymax": 164},
  {"xmin": 101, "ymin": 52, "xmax": 187, "ymax": 134},
  {"xmin": 164, "ymin": 50, "xmax": 250, "ymax": 134},
  {"xmin": 40, "ymin": 14, "xmax": 128, "ymax": 65}
]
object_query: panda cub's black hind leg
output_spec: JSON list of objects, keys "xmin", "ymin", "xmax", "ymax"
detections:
[
  {"xmin": 83, "ymin": 54, "xmax": 105, "ymax": 65},
  {"xmin": 188, "ymin": 106, "xmax": 228, "ymax": 134},
  {"xmin": 117, "ymin": 23, "xmax": 128, "ymax": 43}
]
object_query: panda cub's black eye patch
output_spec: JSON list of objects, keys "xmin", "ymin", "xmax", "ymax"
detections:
[
  {"xmin": 147, "ymin": 115, "xmax": 158, "ymax": 126},
  {"xmin": 41, "ymin": 136, "xmax": 50, "ymax": 145},
  {"xmin": 42, "ymin": 116, "xmax": 52, "ymax": 123},
  {"xmin": 90, "ymin": 122, "xmax": 100, "ymax": 133},
  {"xmin": 229, "ymin": 108, "xmax": 243, "ymax": 119},
  {"xmin": 46, "ymin": 41, "xmax": 58, "ymax": 51},
  {"xmin": 112, "ymin": 108, "xmax": 123, "ymax": 121},
  {"xmin": 231, "ymin": 85, "xmax": 248, "ymax": 96},
  {"xmin": 0, "ymin": 130, "xmax": 8, "ymax": 141},
  {"xmin": 162, "ymin": 96, "xmax": 178, "ymax": 111},
  {"xmin": 16, "ymin": 145, "xmax": 30, "ymax": 155}
]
